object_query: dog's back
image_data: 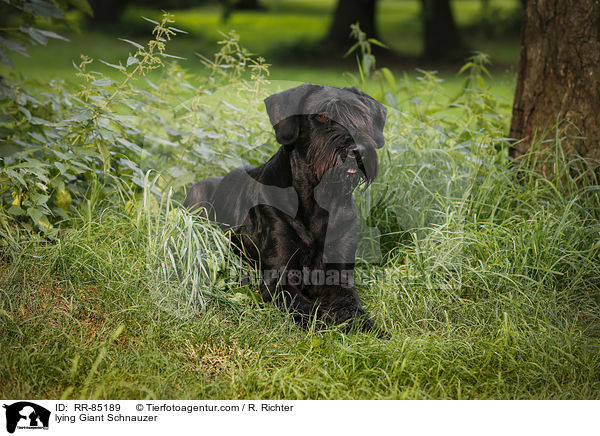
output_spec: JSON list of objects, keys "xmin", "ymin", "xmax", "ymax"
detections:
[{"xmin": 183, "ymin": 176, "xmax": 222, "ymax": 219}]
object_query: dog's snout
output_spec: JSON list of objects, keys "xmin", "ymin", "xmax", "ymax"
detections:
[
  {"xmin": 350, "ymin": 143, "xmax": 367, "ymax": 154},
  {"xmin": 351, "ymin": 142, "xmax": 378, "ymax": 183}
]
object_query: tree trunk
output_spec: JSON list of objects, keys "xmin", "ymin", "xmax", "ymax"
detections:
[
  {"xmin": 232, "ymin": 0, "xmax": 262, "ymax": 10},
  {"xmin": 420, "ymin": 0, "xmax": 464, "ymax": 60},
  {"xmin": 509, "ymin": 0, "xmax": 600, "ymax": 162},
  {"xmin": 325, "ymin": 0, "xmax": 378, "ymax": 50}
]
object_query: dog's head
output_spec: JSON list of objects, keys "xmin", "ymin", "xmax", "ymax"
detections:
[{"xmin": 265, "ymin": 84, "xmax": 387, "ymax": 190}]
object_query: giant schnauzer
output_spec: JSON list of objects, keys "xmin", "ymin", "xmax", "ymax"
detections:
[{"xmin": 185, "ymin": 83, "xmax": 387, "ymax": 335}]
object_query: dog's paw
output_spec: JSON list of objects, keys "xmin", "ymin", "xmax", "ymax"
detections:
[{"xmin": 352, "ymin": 315, "xmax": 391, "ymax": 340}]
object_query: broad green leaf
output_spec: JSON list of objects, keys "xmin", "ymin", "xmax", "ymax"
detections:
[
  {"xmin": 29, "ymin": 116, "xmax": 60, "ymax": 126},
  {"xmin": 92, "ymin": 78, "xmax": 114, "ymax": 87},
  {"xmin": 37, "ymin": 214, "xmax": 53, "ymax": 229},
  {"xmin": 19, "ymin": 26, "xmax": 48, "ymax": 45},
  {"xmin": 97, "ymin": 142, "xmax": 111, "ymax": 174},
  {"xmin": 30, "ymin": 192, "xmax": 50, "ymax": 206},
  {"xmin": 6, "ymin": 170, "xmax": 25, "ymax": 187},
  {"xmin": 26, "ymin": 206, "xmax": 43, "ymax": 223},
  {"xmin": 7, "ymin": 205, "xmax": 24, "ymax": 216},
  {"xmin": 54, "ymin": 187, "xmax": 72, "ymax": 211},
  {"xmin": 362, "ymin": 54, "xmax": 374, "ymax": 75},
  {"xmin": 20, "ymin": 26, "xmax": 69, "ymax": 45},
  {"xmin": 10, "ymin": 160, "xmax": 49, "ymax": 169},
  {"xmin": 0, "ymin": 36, "xmax": 29, "ymax": 57},
  {"xmin": 67, "ymin": 108, "xmax": 93, "ymax": 123},
  {"xmin": 19, "ymin": 106, "xmax": 32, "ymax": 121},
  {"xmin": 23, "ymin": 0, "xmax": 64, "ymax": 19},
  {"xmin": 36, "ymin": 28, "xmax": 69, "ymax": 41},
  {"xmin": 11, "ymin": 191, "xmax": 21, "ymax": 206}
]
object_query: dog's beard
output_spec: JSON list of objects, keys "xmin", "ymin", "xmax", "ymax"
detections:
[
  {"xmin": 308, "ymin": 143, "xmax": 374, "ymax": 197},
  {"xmin": 313, "ymin": 153, "xmax": 368, "ymax": 198},
  {"xmin": 323, "ymin": 170, "xmax": 362, "ymax": 196},
  {"xmin": 306, "ymin": 132, "xmax": 346, "ymax": 181}
]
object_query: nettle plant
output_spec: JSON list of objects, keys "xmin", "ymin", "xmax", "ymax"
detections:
[{"xmin": 0, "ymin": 14, "xmax": 273, "ymax": 237}]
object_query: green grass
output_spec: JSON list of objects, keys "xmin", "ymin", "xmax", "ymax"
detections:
[{"xmin": 2, "ymin": 151, "xmax": 599, "ymax": 399}]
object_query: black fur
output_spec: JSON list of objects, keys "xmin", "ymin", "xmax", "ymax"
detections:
[{"xmin": 185, "ymin": 84, "xmax": 388, "ymax": 336}]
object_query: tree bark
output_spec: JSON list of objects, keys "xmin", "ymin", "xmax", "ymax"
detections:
[
  {"xmin": 420, "ymin": 0, "xmax": 464, "ymax": 60},
  {"xmin": 325, "ymin": 0, "xmax": 378, "ymax": 50},
  {"xmin": 509, "ymin": 0, "xmax": 600, "ymax": 161}
]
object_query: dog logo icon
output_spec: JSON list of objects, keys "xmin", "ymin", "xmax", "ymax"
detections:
[{"xmin": 3, "ymin": 402, "xmax": 50, "ymax": 433}]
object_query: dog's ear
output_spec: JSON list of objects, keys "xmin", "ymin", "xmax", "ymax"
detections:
[
  {"xmin": 265, "ymin": 83, "xmax": 321, "ymax": 148},
  {"xmin": 371, "ymin": 103, "xmax": 387, "ymax": 148},
  {"xmin": 264, "ymin": 83, "xmax": 318, "ymax": 125},
  {"xmin": 272, "ymin": 115, "xmax": 300, "ymax": 147}
]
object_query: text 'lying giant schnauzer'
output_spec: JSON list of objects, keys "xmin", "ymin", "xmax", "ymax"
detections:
[{"xmin": 185, "ymin": 83, "xmax": 387, "ymax": 335}]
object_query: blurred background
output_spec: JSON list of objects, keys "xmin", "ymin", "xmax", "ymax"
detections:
[{"xmin": 0, "ymin": 0, "xmax": 523, "ymax": 98}]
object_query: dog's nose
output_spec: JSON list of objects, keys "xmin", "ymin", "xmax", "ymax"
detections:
[{"xmin": 349, "ymin": 142, "xmax": 378, "ymax": 182}]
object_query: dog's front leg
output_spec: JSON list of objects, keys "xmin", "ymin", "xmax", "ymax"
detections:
[
  {"xmin": 260, "ymin": 272, "xmax": 320, "ymax": 327},
  {"xmin": 313, "ymin": 282, "xmax": 390, "ymax": 339},
  {"xmin": 260, "ymin": 277, "xmax": 322, "ymax": 327}
]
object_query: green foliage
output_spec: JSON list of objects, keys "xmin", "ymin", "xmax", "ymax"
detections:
[
  {"xmin": 0, "ymin": 0, "xmax": 92, "ymax": 68},
  {"xmin": 0, "ymin": 15, "xmax": 275, "ymax": 235},
  {"xmin": 343, "ymin": 22, "xmax": 387, "ymax": 87},
  {"xmin": 1, "ymin": 13, "xmax": 179, "ymax": 235}
]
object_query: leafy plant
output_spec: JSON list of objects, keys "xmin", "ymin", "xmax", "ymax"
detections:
[
  {"xmin": 0, "ymin": 13, "xmax": 278, "ymax": 237},
  {"xmin": 0, "ymin": 0, "xmax": 92, "ymax": 70},
  {"xmin": 1, "ymin": 13, "xmax": 183, "ymax": 235}
]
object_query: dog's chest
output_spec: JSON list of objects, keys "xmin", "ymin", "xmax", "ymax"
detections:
[{"xmin": 296, "ymin": 197, "xmax": 355, "ymax": 248}]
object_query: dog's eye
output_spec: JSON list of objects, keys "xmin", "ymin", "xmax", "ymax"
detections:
[{"xmin": 315, "ymin": 114, "xmax": 329, "ymax": 123}]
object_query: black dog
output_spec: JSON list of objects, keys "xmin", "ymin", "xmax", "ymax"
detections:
[{"xmin": 185, "ymin": 83, "xmax": 387, "ymax": 335}]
